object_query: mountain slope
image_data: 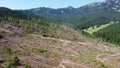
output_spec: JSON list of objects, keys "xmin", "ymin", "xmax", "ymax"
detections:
[
  {"xmin": 0, "ymin": 7, "xmax": 84, "ymax": 68},
  {"xmin": 0, "ymin": 5, "xmax": 120, "ymax": 68},
  {"xmin": 0, "ymin": 7, "xmax": 82, "ymax": 41},
  {"xmin": 1, "ymin": 23, "xmax": 120, "ymax": 68},
  {"xmin": 75, "ymin": 9, "xmax": 120, "ymax": 29},
  {"xmin": 0, "ymin": 7, "xmax": 37, "ymax": 20},
  {"xmin": 23, "ymin": 0, "xmax": 120, "ymax": 29},
  {"xmin": 94, "ymin": 22, "xmax": 120, "ymax": 45}
]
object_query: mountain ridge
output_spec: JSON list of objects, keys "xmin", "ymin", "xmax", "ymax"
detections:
[{"xmin": 22, "ymin": 0, "xmax": 120, "ymax": 29}]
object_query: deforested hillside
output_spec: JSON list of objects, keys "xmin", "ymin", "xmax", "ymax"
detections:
[
  {"xmin": 1, "ymin": 23, "xmax": 120, "ymax": 68},
  {"xmin": 0, "ymin": 7, "xmax": 84, "ymax": 68},
  {"xmin": 0, "ymin": 7, "xmax": 82, "ymax": 41}
]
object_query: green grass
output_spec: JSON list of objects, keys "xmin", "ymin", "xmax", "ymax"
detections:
[
  {"xmin": 34, "ymin": 48, "xmax": 48, "ymax": 54},
  {"xmin": 0, "ymin": 30, "xmax": 6, "ymax": 38},
  {"xmin": 83, "ymin": 21, "xmax": 117, "ymax": 35}
]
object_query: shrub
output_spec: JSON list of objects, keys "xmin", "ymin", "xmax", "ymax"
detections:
[
  {"xmin": 4, "ymin": 46, "xmax": 11, "ymax": 61},
  {"xmin": 24, "ymin": 64, "xmax": 30, "ymax": 68},
  {"xmin": 35, "ymin": 48, "xmax": 48, "ymax": 54},
  {"xmin": 5, "ymin": 56, "xmax": 20, "ymax": 68},
  {"xmin": 11, "ymin": 56, "xmax": 20, "ymax": 66}
]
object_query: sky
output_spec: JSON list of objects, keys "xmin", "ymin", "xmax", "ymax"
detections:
[{"xmin": 0, "ymin": 0, "xmax": 104, "ymax": 10}]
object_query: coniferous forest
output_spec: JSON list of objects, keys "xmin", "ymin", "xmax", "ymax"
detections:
[{"xmin": 94, "ymin": 22, "xmax": 120, "ymax": 45}]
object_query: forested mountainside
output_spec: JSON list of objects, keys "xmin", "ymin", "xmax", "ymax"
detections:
[
  {"xmin": 75, "ymin": 9, "xmax": 120, "ymax": 29},
  {"xmin": 94, "ymin": 22, "xmax": 120, "ymax": 45},
  {"xmin": 23, "ymin": 0, "xmax": 120, "ymax": 29},
  {"xmin": 0, "ymin": 7, "xmax": 37, "ymax": 20}
]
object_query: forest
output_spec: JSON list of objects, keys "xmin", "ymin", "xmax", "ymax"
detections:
[{"xmin": 93, "ymin": 22, "xmax": 120, "ymax": 45}]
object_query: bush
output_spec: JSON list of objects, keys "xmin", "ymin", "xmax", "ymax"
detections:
[
  {"xmin": 4, "ymin": 46, "xmax": 11, "ymax": 55},
  {"xmin": 24, "ymin": 64, "xmax": 30, "ymax": 68},
  {"xmin": 0, "ymin": 30, "xmax": 7, "ymax": 38},
  {"xmin": 11, "ymin": 56, "xmax": 20, "ymax": 66},
  {"xmin": 0, "ymin": 35, "xmax": 3, "ymax": 38},
  {"xmin": 4, "ymin": 46, "xmax": 11, "ymax": 61},
  {"xmin": 35, "ymin": 48, "xmax": 48, "ymax": 54},
  {"xmin": 5, "ymin": 56, "xmax": 20, "ymax": 68}
]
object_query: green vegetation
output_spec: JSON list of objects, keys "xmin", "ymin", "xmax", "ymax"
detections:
[
  {"xmin": 0, "ymin": 33, "xmax": 4, "ymax": 38},
  {"xmin": 34, "ymin": 48, "xmax": 48, "ymax": 54},
  {"xmin": 84, "ymin": 21, "xmax": 117, "ymax": 35},
  {"xmin": 25, "ymin": 6, "xmax": 120, "ymax": 30},
  {"xmin": 83, "ymin": 21, "xmax": 120, "ymax": 45},
  {"xmin": 24, "ymin": 64, "xmax": 30, "ymax": 68},
  {"xmin": 4, "ymin": 46, "xmax": 11, "ymax": 61},
  {"xmin": 1, "ymin": 6, "xmax": 120, "ymax": 68},
  {"xmin": 6, "ymin": 56, "xmax": 20, "ymax": 68},
  {"xmin": 0, "ymin": 7, "xmax": 82, "ymax": 41},
  {"xmin": 96, "ymin": 60, "xmax": 108, "ymax": 68},
  {"xmin": 94, "ymin": 22, "xmax": 120, "ymax": 45},
  {"xmin": 74, "ymin": 9, "xmax": 120, "ymax": 29},
  {"xmin": 3, "ymin": 46, "xmax": 20, "ymax": 68},
  {"xmin": 0, "ymin": 31, "xmax": 6, "ymax": 38}
]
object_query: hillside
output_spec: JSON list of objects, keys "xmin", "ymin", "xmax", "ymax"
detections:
[
  {"xmin": 1, "ymin": 23, "xmax": 120, "ymax": 68},
  {"xmin": 0, "ymin": 7, "xmax": 82, "ymax": 41},
  {"xmin": 1, "ymin": 0, "xmax": 120, "ymax": 67},
  {"xmin": 23, "ymin": 0, "xmax": 120, "ymax": 29},
  {"xmin": 0, "ymin": 7, "xmax": 85, "ymax": 68},
  {"xmin": 94, "ymin": 22, "xmax": 120, "ymax": 45},
  {"xmin": 22, "ymin": 0, "xmax": 120, "ymax": 46},
  {"xmin": 83, "ymin": 22, "xmax": 114, "ymax": 35},
  {"xmin": 74, "ymin": 9, "xmax": 120, "ymax": 29}
]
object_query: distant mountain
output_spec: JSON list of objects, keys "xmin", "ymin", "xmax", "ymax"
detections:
[
  {"xmin": 22, "ymin": 6, "xmax": 78, "ymax": 22},
  {"xmin": 0, "ymin": 7, "xmax": 38, "ymax": 20},
  {"xmin": 23, "ymin": 0, "xmax": 120, "ymax": 29},
  {"xmin": 103, "ymin": 0, "xmax": 120, "ymax": 12},
  {"xmin": 0, "ymin": 7, "xmax": 25, "ymax": 18},
  {"xmin": 23, "ymin": 4, "xmax": 101, "ymax": 22}
]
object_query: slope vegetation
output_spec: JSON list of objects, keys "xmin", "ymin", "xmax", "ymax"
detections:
[
  {"xmin": 23, "ymin": 0, "xmax": 120, "ymax": 30},
  {"xmin": 0, "ymin": 24, "xmax": 120, "ymax": 68},
  {"xmin": 0, "ymin": 7, "xmax": 82, "ymax": 41},
  {"xmin": 0, "ymin": 7, "xmax": 120, "ymax": 68},
  {"xmin": 83, "ymin": 21, "xmax": 117, "ymax": 35},
  {"xmin": 94, "ymin": 22, "xmax": 120, "ymax": 45}
]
